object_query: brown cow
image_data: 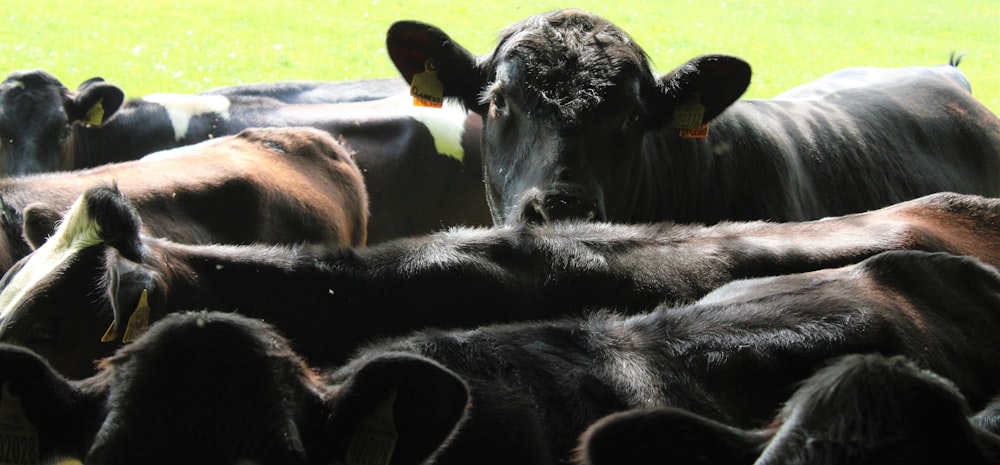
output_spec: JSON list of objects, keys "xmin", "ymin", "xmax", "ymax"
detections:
[{"xmin": 0, "ymin": 125, "xmax": 368, "ymax": 275}]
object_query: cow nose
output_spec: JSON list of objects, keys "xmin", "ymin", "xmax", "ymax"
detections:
[{"xmin": 520, "ymin": 192, "xmax": 601, "ymax": 225}]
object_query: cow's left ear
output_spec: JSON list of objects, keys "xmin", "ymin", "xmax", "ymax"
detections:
[
  {"xmin": 648, "ymin": 54, "xmax": 751, "ymax": 127},
  {"xmin": 21, "ymin": 203, "xmax": 63, "ymax": 250},
  {"xmin": 574, "ymin": 407, "xmax": 765, "ymax": 465},
  {"xmin": 322, "ymin": 352, "xmax": 470, "ymax": 465},
  {"xmin": 386, "ymin": 21, "xmax": 487, "ymax": 113},
  {"xmin": 65, "ymin": 77, "xmax": 125, "ymax": 126}
]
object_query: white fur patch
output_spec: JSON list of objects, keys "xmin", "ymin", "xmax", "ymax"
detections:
[
  {"xmin": 0, "ymin": 195, "xmax": 104, "ymax": 320},
  {"xmin": 385, "ymin": 94, "xmax": 468, "ymax": 162},
  {"xmin": 142, "ymin": 93, "xmax": 231, "ymax": 140}
]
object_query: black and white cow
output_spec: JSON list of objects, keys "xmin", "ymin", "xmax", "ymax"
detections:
[
  {"xmin": 200, "ymin": 76, "xmax": 408, "ymax": 103},
  {"xmin": 0, "ymin": 69, "xmax": 487, "ymax": 243},
  {"xmin": 575, "ymin": 354, "xmax": 1000, "ymax": 465},
  {"xmin": 7, "ymin": 248, "xmax": 1000, "ymax": 464},
  {"xmin": 5, "ymin": 187, "xmax": 1000, "ymax": 378},
  {"xmin": 386, "ymin": 9, "xmax": 1000, "ymax": 225}
]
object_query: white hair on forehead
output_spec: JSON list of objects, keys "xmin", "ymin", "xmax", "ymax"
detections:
[
  {"xmin": 0, "ymin": 80, "xmax": 25, "ymax": 91},
  {"xmin": 0, "ymin": 194, "xmax": 103, "ymax": 320}
]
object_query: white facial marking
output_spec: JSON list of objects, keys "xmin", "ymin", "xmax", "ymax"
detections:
[
  {"xmin": 387, "ymin": 94, "xmax": 468, "ymax": 162},
  {"xmin": 0, "ymin": 195, "xmax": 104, "ymax": 319},
  {"xmin": 142, "ymin": 93, "xmax": 231, "ymax": 140}
]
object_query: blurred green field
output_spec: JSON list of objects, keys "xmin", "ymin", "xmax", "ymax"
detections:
[{"xmin": 2, "ymin": 1, "xmax": 997, "ymax": 113}]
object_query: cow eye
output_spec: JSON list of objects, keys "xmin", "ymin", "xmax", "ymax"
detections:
[
  {"xmin": 59, "ymin": 124, "xmax": 72, "ymax": 142},
  {"xmin": 491, "ymin": 92, "xmax": 507, "ymax": 114},
  {"xmin": 621, "ymin": 112, "xmax": 641, "ymax": 131},
  {"xmin": 28, "ymin": 324, "xmax": 57, "ymax": 344}
]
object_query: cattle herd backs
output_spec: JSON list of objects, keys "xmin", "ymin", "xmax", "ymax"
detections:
[{"xmin": 1, "ymin": 7, "xmax": 1000, "ymax": 465}]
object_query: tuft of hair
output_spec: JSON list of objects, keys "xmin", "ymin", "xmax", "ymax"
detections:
[{"xmin": 949, "ymin": 51, "xmax": 967, "ymax": 67}]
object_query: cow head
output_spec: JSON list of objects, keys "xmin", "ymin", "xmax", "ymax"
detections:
[
  {"xmin": 0, "ymin": 184, "xmax": 156, "ymax": 379},
  {"xmin": 573, "ymin": 354, "xmax": 999, "ymax": 465},
  {"xmin": 0, "ymin": 70, "xmax": 124, "ymax": 176},
  {"xmin": 0, "ymin": 310, "xmax": 471, "ymax": 464},
  {"xmin": 387, "ymin": 9, "xmax": 750, "ymax": 225}
]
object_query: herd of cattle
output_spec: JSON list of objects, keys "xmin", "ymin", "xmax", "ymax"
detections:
[{"xmin": 1, "ymin": 8, "xmax": 1000, "ymax": 465}]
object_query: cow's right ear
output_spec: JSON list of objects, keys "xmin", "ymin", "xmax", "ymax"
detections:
[
  {"xmin": 322, "ymin": 352, "xmax": 470, "ymax": 465},
  {"xmin": 0, "ymin": 343, "xmax": 107, "ymax": 462},
  {"xmin": 649, "ymin": 54, "xmax": 751, "ymax": 128},
  {"xmin": 21, "ymin": 202, "xmax": 63, "ymax": 250},
  {"xmin": 574, "ymin": 407, "xmax": 764, "ymax": 465},
  {"xmin": 386, "ymin": 21, "xmax": 487, "ymax": 114},
  {"xmin": 66, "ymin": 77, "xmax": 125, "ymax": 126}
]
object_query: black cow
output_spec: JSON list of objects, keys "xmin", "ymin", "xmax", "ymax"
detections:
[
  {"xmin": 386, "ymin": 9, "xmax": 1000, "ymax": 225},
  {"xmin": 0, "ymin": 126, "xmax": 369, "ymax": 274},
  {"xmin": 5, "ymin": 187, "xmax": 1000, "ymax": 378},
  {"xmin": 0, "ymin": 69, "xmax": 488, "ymax": 243},
  {"xmin": 8, "ymin": 249, "xmax": 1000, "ymax": 464},
  {"xmin": 575, "ymin": 354, "xmax": 1000, "ymax": 465}
]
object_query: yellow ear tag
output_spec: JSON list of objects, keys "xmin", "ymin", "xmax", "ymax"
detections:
[
  {"xmin": 121, "ymin": 289, "xmax": 150, "ymax": 344},
  {"xmin": 85, "ymin": 98, "xmax": 105, "ymax": 126},
  {"xmin": 669, "ymin": 92, "xmax": 710, "ymax": 138},
  {"xmin": 100, "ymin": 322, "xmax": 119, "ymax": 343},
  {"xmin": 0, "ymin": 381, "xmax": 40, "ymax": 465},
  {"xmin": 411, "ymin": 58, "xmax": 444, "ymax": 108},
  {"xmin": 346, "ymin": 388, "xmax": 399, "ymax": 465}
]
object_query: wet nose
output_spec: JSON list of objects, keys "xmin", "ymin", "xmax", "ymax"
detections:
[{"xmin": 520, "ymin": 191, "xmax": 601, "ymax": 225}]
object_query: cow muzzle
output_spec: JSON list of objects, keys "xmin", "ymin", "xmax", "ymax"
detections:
[{"xmin": 517, "ymin": 188, "xmax": 603, "ymax": 225}]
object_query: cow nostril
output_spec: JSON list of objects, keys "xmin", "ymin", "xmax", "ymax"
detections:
[
  {"xmin": 519, "ymin": 193, "xmax": 601, "ymax": 225},
  {"xmin": 521, "ymin": 199, "xmax": 548, "ymax": 225}
]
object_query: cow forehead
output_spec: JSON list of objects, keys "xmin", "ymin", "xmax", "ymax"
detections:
[
  {"xmin": 0, "ymin": 196, "xmax": 103, "ymax": 320},
  {"xmin": 489, "ymin": 11, "xmax": 650, "ymax": 122}
]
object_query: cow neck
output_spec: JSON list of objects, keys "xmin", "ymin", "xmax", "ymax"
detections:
[
  {"xmin": 70, "ymin": 100, "xmax": 180, "ymax": 169},
  {"xmin": 636, "ymin": 130, "xmax": 729, "ymax": 224}
]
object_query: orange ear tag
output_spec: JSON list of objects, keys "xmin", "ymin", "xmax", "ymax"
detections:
[
  {"xmin": 346, "ymin": 388, "xmax": 399, "ymax": 465},
  {"xmin": 679, "ymin": 124, "xmax": 710, "ymax": 139},
  {"xmin": 411, "ymin": 58, "xmax": 444, "ymax": 108},
  {"xmin": 669, "ymin": 92, "xmax": 710, "ymax": 139},
  {"xmin": 0, "ymin": 381, "xmax": 40, "ymax": 465}
]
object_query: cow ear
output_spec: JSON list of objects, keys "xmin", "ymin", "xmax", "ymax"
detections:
[
  {"xmin": 574, "ymin": 407, "xmax": 764, "ymax": 465},
  {"xmin": 325, "ymin": 352, "xmax": 469, "ymax": 465},
  {"xmin": 21, "ymin": 203, "xmax": 63, "ymax": 250},
  {"xmin": 82, "ymin": 185, "xmax": 145, "ymax": 263},
  {"xmin": 386, "ymin": 20, "xmax": 486, "ymax": 113},
  {"xmin": 650, "ymin": 54, "xmax": 751, "ymax": 126},
  {"xmin": 0, "ymin": 343, "xmax": 106, "ymax": 462},
  {"xmin": 66, "ymin": 77, "xmax": 125, "ymax": 126},
  {"xmin": 101, "ymin": 258, "xmax": 156, "ymax": 344}
]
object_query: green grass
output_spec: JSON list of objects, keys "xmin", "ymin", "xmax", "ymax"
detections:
[{"xmin": 2, "ymin": 1, "xmax": 997, "ymax": 113}]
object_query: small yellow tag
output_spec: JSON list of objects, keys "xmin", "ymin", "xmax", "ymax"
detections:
[
  {"xmin": 100, "ymin": 321, "xmax": 119, "ymax": 343},
  {"xmin": 85, "ymin": 98, "xmax": 105, "ymax": 126},
  {"xmin": 668, "ymin": 92, "xmax": 705, "ymax": 130},
  {"xmin": 121, "ymin": 289, "xmax": 150, "ymax": 344},
  {"xmin": 0, "ymin": 381, "xmax": 40, "ymax": 465},
  {"xmin": 411, "ymin": 58, "xmax": 443, "ymax": 108},
  {"xmin": 346, "ymin": 388, "xmax": 399, "ymax": 465},
  {"xmin": 679, "ymin": 123, "xmax": 710, "ymax": 139}
]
